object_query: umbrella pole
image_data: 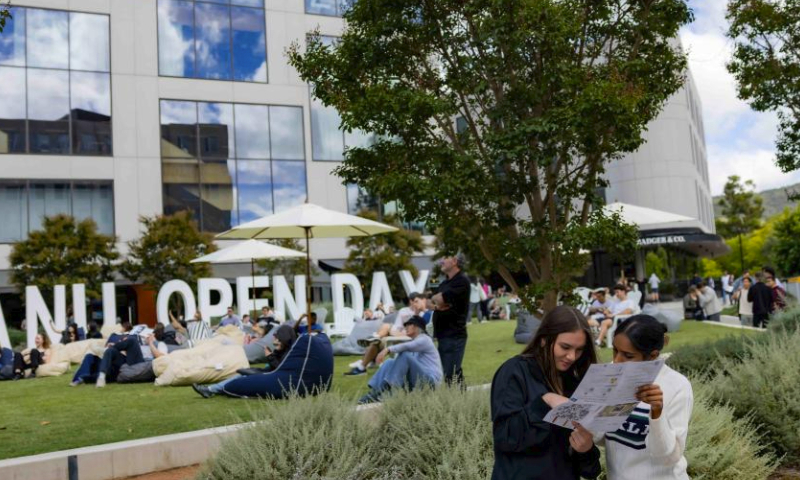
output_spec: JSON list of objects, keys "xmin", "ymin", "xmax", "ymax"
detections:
[
  {"xmin": 251, "ymin": 258, "xmax": 256, "ymax": 321},
  {"xmin": 305, "ymin": 227, "xmax": 312, "ymax": 331}
]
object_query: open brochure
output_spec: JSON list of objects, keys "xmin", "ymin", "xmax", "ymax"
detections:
[{"xmin": 543, "ymin": 359, "xmax": 665, "ymax": 434}]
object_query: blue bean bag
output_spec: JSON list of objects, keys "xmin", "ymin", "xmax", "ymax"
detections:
[{"xmin": 221, "ymin": 333, "xmax": 334, "ymax": 399}]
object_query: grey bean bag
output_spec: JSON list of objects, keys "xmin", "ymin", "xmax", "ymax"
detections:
[
  {"xmin": 641, "ymin": 304, "xmax": 683, "ymax": 333},
  {"xmin": 244, "ymin": 331, "xmax": 277, "ymax": 364},
  {"xmin": 331, "ymin": 319, "xmax": 383, "ymax": 355},
  {"xmin": 514, "ymin": 310, "xmax": 541, "ymax": 344}
]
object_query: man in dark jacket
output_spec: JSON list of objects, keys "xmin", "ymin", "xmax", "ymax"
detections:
[
  {"xmin": 747, "ymin": 271, "xmax": 773, "ymax": 328},
  {"xmin": 430, "ymin": 253, "xmax": 471, "ymax": 386}
]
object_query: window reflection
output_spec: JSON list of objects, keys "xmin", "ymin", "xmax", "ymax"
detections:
[
  {"xmin": 158, "ymin": 0, "xmax": 266, "ymax": 82},
  {"xmin": 29, "ymin": 182, "xmax": 71, "ymax": 229},
  {"xmin": 72, "ymin": 183, "xmax": 114, "ymax": 235},
  {"xmin": 232, "ymin": 7, "xmax": 266, "ymax": 82},
  {"xmin": 28, "ymin": 69, "xmax": 70, "ymax": 154},
  {"xmin": 71, "ymin": 72, "xmax": 112, "ymax": 155},
  {"xmin": 306, "ymin": 0, "xmax": 338, "ymax": 16},
  {"xmin": 0, "ymin": 182, "xmax": 28, "ymax": 242},
  {"xmin": 236, "ymin": 160, "xmax": 272, "ymax": 223},
  {"xmin": 310, "ymin": 96, "xmax": 344, "ymax": 161},
  {"xmin": 195, "ymin": 3, "xmax": 232, "ymax": 80},
  {"xmin": 27, "ymin": 9, "xmax": 68, "ymax": 69},
  {"xmin": 272, "ymin": 161, "xmax": 307, "ymax": 213},
  {"xmin": 0, "ymin": 7, "xmax": 25, "ymax": 66},
  {"xmin": 0, "ymin": 67, "xmax": 26, "ymax": 153},
  {"xmin": 270, "ymin": 106, "xmax": 304, "ymax": 160},
  {"xmin": 160, "ymin": 101, "xmax": 307, "ymax": 232},
  {"xmin": 158, "ymin": 0, "xmax": 196, "ymax": 78},
  {"xmin": 234, "ymin": 104, "xmax": 269, "ymax": 159},
  {"xmin": 70, "ymin": 13, "xmax": 110, "ymax": 72},
  {"xmin": 0, "ymin": 7, "xmax": 111, "ymax": 156}
]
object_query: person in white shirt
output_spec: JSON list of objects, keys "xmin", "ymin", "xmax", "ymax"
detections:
[
  {"xmin": 733, "ymin": 276, "xmax": 754, "ymax": 326},
  {"xmin": 597, "ymin": 284, "xmax": 637, "ymax": 346},
  {"xmin": 721, "ymin": 272, "xmax": 733, "ymax": 306},
  {"xmin": 468, "ymin": 277, "xmax": 485, "ymax": 323},
  {"xmin": 648, "ymin": 273, "xmax": 661, "ymax": 303},
  {"xmin": 602, "ymin": 314, "xmax": 693, "ymax": 480},
  {"xmin": 587, "ymin": 288, "xmax": 612, "ymax": 326}
]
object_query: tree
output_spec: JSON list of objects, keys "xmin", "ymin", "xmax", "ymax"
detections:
[
  {"xmin": 715, "ymin": 175, "xmax": 764, "ymax": 272},
  {"xmin": 119, "ymin": 211, "xmax": 216, "ymax": 308},
  {"xmin": 0, "ymin": 3, "xmax": 11, "ymax": 34},
  {"xmin": 289, "ymin": 0, "xmax": 690, "ymax": 310},
  {"xmin": 344, "ymin": 211, "xmax": 426, "ymax": 300},
  {"xmin": 771, "ymin": 206, "xmax": 800, "ymax": 275},
  {"xmin": 9, "ymin": 215, "xmax": 118, "ymax": 307},
  {"xmin": 727, "ymin": 0, "xmax": 800, "ymax": 173}
]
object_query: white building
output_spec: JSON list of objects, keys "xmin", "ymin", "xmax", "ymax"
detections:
[{"xmin": 0, "ymin": 0, "xmax": 717, "ymax": 319}]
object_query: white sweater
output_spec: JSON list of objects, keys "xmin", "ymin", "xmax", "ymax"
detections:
[{"xmin": 604, "ymin": 365, "xmax": 694, "ymax": 480}]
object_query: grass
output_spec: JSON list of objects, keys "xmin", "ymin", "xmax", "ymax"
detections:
[{"xmin": 0, "ymin": 319, "xmax": 759, "ymax": 460}]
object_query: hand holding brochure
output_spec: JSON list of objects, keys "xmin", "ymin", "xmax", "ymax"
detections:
[{"xmin": 543, "ymin": 359, "xmax": 665, "ymax": 434}]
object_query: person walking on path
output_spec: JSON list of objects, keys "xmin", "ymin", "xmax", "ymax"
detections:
[
  {"xmin": 648, "ymin": 273, "xmax": 661, "ymax": 303},
  {"xmin": 747, "ymin": 272, "xmax": 773, "ymax": 328},
  {"xmin": 430, "ymin": 253, "xmax": 471, "ymax": 386}
]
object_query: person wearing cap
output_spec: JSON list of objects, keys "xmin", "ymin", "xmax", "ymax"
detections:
[
  {"xmin": 345, "ymin": 292, "xmax": 428, "ymax": 376},
  {"xmin": 430, "ymin": 254, "xmax": 471, "ymax": 386},
  {"xmin": 357, "ymin": 315, "xmax": 443, "ymax": 404}
]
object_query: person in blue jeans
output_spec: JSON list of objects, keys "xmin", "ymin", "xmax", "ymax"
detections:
[
  {"xmin": 71, "ymin": 327, "xmax": 167, "ymax": 387},
  {"xmin": 358, "ymin": 315, "xmax": 443, "ymax": 404},
  {"xmin": 429, "ymin": 254, "xmax": 471, "ymax": 387}
]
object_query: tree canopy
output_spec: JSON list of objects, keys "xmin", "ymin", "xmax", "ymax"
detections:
[
  {"xmin": 771, "ymin": 205, "xmax": 800, "ymax": 276},
  {"xmin": 715, "ymin": 175, "xmax": 764, "ymax": 238},
  {"xmin": 728, "ymin": 0, "xmax": 800, "ymax": 172},
  {"xmin": 9, "ymin": 215, "xmax": 119, "ymax": 306},
  {"xmin": 289, "ymin": 0, "xmax": 691, "ymax": 310},
  {"xmin": 119, "ymin": 212, "xmax": 216, "ymax": 296}
]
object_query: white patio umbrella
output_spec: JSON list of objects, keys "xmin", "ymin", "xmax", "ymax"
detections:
[
  {"xmin": 191, "ymin": 239, "xmax": 305, "ymax": 317},
  {"xmin": 216, "ymin": 203, "xmax": 399, "ymax": 323}
]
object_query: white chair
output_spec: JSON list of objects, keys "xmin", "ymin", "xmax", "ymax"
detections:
[{"xmin": 605, "ymin": 305, "xmax": 642, "ymax": 348}]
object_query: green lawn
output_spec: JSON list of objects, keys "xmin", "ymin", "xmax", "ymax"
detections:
[{"xmin": 0, "ymin": 320, "xmax": 758, "ymax": 460}]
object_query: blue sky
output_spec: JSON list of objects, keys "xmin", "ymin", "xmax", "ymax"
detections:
[{"xmin": 680, "ymin": 0, "xmax": 799, "ymax": 195}]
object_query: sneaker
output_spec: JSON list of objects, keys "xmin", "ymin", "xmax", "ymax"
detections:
[
  {"xmin": 192, "ymin": 383, "xmax": 214, "ymax": 399},
  {"xmin": 348, "ymin": 359, "xmax": 364, "ymax": 369},
  {"xmin": 70, "ymin": 378, "xmax": 84, "ymax": 387},
  {"xmin": 344, "ymin": 367, "xmax": 367, "ymax": 376},
  {"xmin": 357, "ymin": 390, "xmax": 382, "ymax": 405},
  {"xmin": 96, "ymin": 375, "xmax": 106, "ymax": 388},
  {"xmin": 595, "ymin": 339, "xmax": 602, "ymax": 347},
  {"xmin": 366, "ymin": 362, "xmax": 376, "ymax": 369}
]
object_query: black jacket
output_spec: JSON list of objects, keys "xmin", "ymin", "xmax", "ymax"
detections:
[
  {"xmin": 432, "ymin": 270, "xmax": 471, "ymax": 339},
  {"xmin": 748, "ymin": 282, "xmax": 773, "ymax": 315},
  {"xmin": 491, "ymin": 356, "xmax": 601, "ymax": 480}
]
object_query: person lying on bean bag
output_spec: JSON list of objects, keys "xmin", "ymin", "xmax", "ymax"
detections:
[{"xmin": 207, "ymin": 330, "xmax": 333, "ymax": 399}]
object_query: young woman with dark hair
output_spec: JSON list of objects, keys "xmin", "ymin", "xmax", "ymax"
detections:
[
  {"xmin": 491, "ymin": 306, "xmax": 601, "ymax": 480},
  {"xmin": 604, "ymin": 315, "xmax": 693, "ymax": 480}
]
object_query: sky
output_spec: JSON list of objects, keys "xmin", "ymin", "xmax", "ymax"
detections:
[{"xmin": 680, "ymin": 0, "xmax": 800, "ymax": 195}]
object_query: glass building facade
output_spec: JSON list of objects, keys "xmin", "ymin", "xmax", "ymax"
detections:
[
  {"xmin": 160, "ymin": 100, "xmax": 307, "ymax": 233},
  {"xmin": 0, "ymin": 180, "xmax": 114, "ymax": 242},
  {"xmin": 157, "ymin": 0, "xmax": 267, "ymax": 82},
  {"xmin": 0, "ymin": 7, "xmax": 112, "ymax": 155}
]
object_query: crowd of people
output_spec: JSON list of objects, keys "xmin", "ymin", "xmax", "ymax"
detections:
[{"xmin": 683, "ymin": 266, "xmax": 786, "ymax": 327}]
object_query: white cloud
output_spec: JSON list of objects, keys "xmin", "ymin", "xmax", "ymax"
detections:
[{"xmin": 680, "ymin": 0, "xmax": 797, "ymax": 194}]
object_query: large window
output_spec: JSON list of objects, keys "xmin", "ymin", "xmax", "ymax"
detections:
[
  {"xmin": 305, "ymin": 0, "xmax": 351, "ymax": 16},
  {"xmin": 160, "ymin": 100, "xmax": 307, "ymax": 232},
  {"xmin": 309, "ymin": 36, "xmax": 373, "ymax": 161},
  {"xmin": 346, "ymin": 184, "xmax": 429, "ymax": 235},
  {"xmin": 0, "ymin": 181, "xmax": 114, "ymax": 242},
  {"xmin": 0, "ymin": 7, "xmax": 111, "ymax": 155},
  {"xmin": 157, "ymin": 0, "xmax": 267, "ymax": 82}
]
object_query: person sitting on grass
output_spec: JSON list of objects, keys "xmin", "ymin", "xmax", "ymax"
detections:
[
  {"xmin": 345, "ymin": 292, "xmax": 428, "ymax": 376},
  {"xmin": 357, "ymin": 315, "xmax": 443, "ymax": 405},
  {"xmin": 192, "ymin": 324, "xmax": 298, "ymax": 398},
  {"xmin": 214, "ymin": 306, "xmax": 242, "ymax": 331},
  {"xmin": 602, "ymin": 314, "xmax": 693, "ymax": 480},
  {"xmin": 596, "ymin": 284, "xmax": 637, "ymax": 346},
  {"xmin": 70, "ymin": 322, "xmax": 166, "ymax": 387},
  {"xmin": 1, "ymin": 345, "xmax": 16, "ymax": 380},
  {"xmin": 294, "ymin": 312, "xmax": 324, "ymax": 335},
  {"xmin": 12, "ymin": 333, "xmax": 52, "ymax": 379}
]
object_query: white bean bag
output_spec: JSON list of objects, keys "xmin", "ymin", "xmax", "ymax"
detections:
[
  {"xmin": 50, "ymin": 339, "xmax": 106, "ymax": 365},
  {"xmin": 153, "ymin": 342, "xmax": 249, "ymax": 386},
  {"xmin": 36, "ymin": 361, "xmax": 70, "ymax": 377}
]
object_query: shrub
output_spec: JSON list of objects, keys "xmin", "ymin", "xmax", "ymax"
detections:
[
  {"xmin": 666, "ymin": 334, "xmax": 760, "ymax": 376},
  {"xmin": 767, "ymin": 307, "xmax": 800, "ymax": 336},
  {"xmin": 197, "ymin": 394, "xmax": 378, "ymax": 480},
  {"xmin": 8, "ymin": 328, "xmax": 26, "ymax": 350},
  {"xmin": 685, "ymin": 381, "xmax": 779, "ymax": 479},
  {"xmin": 707, "ymin": 330, "xmax": 800, "ymax": 462}
]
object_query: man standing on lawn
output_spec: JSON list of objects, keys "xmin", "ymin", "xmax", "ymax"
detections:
[
  {"xmin": 748, "ymin": 271, "xmax": 773, "ymax": 328},
  {"xmin": 429, "ymin": 253, "xmax": 471, "ymax": 387}
]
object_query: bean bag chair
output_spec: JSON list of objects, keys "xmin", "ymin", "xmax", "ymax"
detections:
[
  {"xmin": 641, "ymin": 304, "xmax": 683, "ymax": 333},
  {"xmin": 331, "ymin": 320, "xmax": 383, "ymax": 356},
  {"xmin": 50, "ymin": 339, "xmax": 106, "ymax": 365},
  {"xmin": 36, "ymin": 361, "xmax": 70, "ymax": 377},
  {"xmin": 221, "ymin": 333, "xmax": 334, "ymax": 399},
  {"xmin": 100, "ymin": 322, "xmax": 124, "ymax": 339},
  {"xmin": 514, "ymin": 310, "xmax": 541, "ymax": 344},
  {"xmin": 117, "ymin": 361, "xmax": 156, "ymax": 383},
  {"xmin": 153, "ymin": 343, "xmax": 249, "ymax": 386}
]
